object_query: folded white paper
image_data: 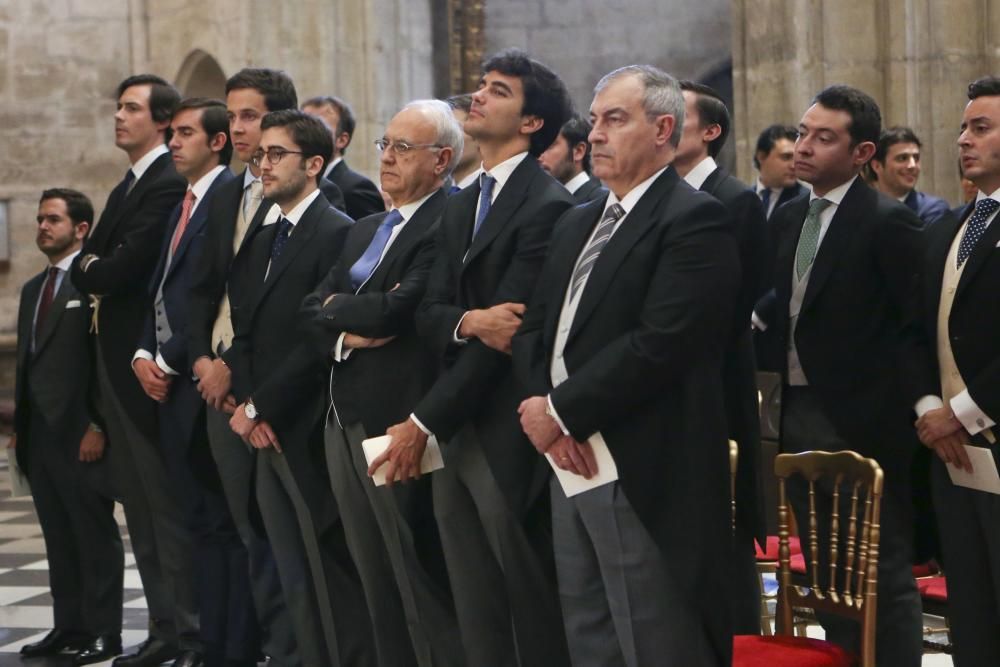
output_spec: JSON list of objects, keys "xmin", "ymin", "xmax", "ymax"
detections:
[
  {"xmin": 947, "ymin": 445, "xmax": 1000, "ymax": 495},
  {"xmin": 362, "ymin": 434, "xmax": 444, "ymax": 486},
  {"xmin": 7, "ymin": 451, "xmax": 31, "ymax": 498},
  {"xmin": 547, "ymin": 432, "xmax": 619, "ymax": 497}
]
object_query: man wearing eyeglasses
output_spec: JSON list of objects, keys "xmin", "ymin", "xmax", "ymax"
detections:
[
  {"xmin": 377, "ymin": 49, "xmax": 574, "ymax": 666},
  {"xmin": 224, "ymin": 109, "xmax": 371, "ymax": 667},
  {"xmin": 301, "ymin": 99, "xmax": 464, "ymax": 667}
]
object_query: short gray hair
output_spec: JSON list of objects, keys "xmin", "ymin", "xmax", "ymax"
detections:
[
  {"xmin": 594, "ymin": 65, "xmax": 685, "ymax": 147},
  {"xmin": 400, "ymin": 99, "xmax": 465, "ymax": 177}
]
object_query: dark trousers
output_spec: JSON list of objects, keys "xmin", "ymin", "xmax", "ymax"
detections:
[
  {"xmin": 782, "ymin": 386, "xmax": 922, "ymax": 667},
  {"xmin": 730, "ymin": 527, "xmax": 763, "ymax": 635},
  {"xmin": 326, "ymin": 421, "xmax": 463, "ymax": 667},
  {"xmin": 205, "ymin": 408, "xmax": 297, "ymax": 666},
  {"xmin": 26, "ymin": 408, "xmax": 123, "ymax": 636},
  {"xmin": 932, "ymin": 451, "xmax": 1000, "ymax": 667},
  {"xmin": 433, "ymin": 429, "xmax": 570, "ymax": 667},
  {"xmin": 95, "ymin": 351, "xmax": 201, "ymax": 651}
]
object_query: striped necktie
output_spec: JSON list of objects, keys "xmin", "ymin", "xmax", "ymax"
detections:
[{"xmin": 569, "ymin": 203, "xmax": 625, "ymax": 301}]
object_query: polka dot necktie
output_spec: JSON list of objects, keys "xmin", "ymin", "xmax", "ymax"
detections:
[{"xmin": 957, "ymin": 197, "xmax": 999, "ymax": 268}]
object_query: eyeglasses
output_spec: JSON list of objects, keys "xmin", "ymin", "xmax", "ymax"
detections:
[
  {"xmin": 251, "ymin": 147, "xmax": 306, "ymax": 167},
  {"xmin": 374, "ymin": 138, "xmax": 442, "ymax": 155}
]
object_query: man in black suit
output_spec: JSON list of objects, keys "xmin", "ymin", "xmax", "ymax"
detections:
[
  {"xmin": 303, "ymin": 99, "xmax": 464, "ymax": 667},
  {"xmin": 870, "ymin": 126, "xmax": 951, "ymax": 227},
  {"xmin": 187, "ymin": 68, "xmax": 321, "ymax": 667},
  {"xmin": 539, "ymin": 113, "xmax": 608, "ymax": 204},
  {"xmin": 303, "ymin": 95, "xmax": 385, "ymax": 219},
  {"xmin": 767, "ymin": 85, "xmax": 924, "ymax": 665},
  {"xmin": 376, "ymin": 49, "xmax": 574, "ymax": 666},
  {"xmin": 224, "ymin": 110, "xmax": 372, "ymax": 667},
  {"xmin": 674, "ymin": 79, "xmax": 768, "ymax": 635},
  {"xmin": 70, "ymin": 74, "xmax": 200, "ymax": 667},
  {"xmin": 132, "ymin": 98, "xmax": 251, "ymax": 667},
  {"xmin": 910, "ymin": 76, "xmax": 1000, "ymax": 666},
  {"xmin": 514, "ymin": 64, "xmax": 740, "ymax": 667},
  {"xmin": 11, "ymin": 189, "xmax": 124, "ymax": 665}
]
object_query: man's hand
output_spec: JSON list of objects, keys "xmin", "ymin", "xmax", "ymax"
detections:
[
  {"xmin": 342, "ymin": 333, "xmax": 396, "ymax": 351},
  {"xmin": 925, "ymin": 431, "xmax": 973, "ymax": 473},
  {"xmin": 916, "ymin": 406, "xmax": 964, "ymax": 445},
  {"xmin": 248, "ymin": 421, "xmax": 282, "ymax": 453},
  {"xmin": 458, "ymin": 302, "xmax": 526, "ymax": 354},
  {"xmin": 79, "ymin": 429, "xmax": 106, "ymax": 462},
  {"xmin": 133, "ymin": 358, "xmax": 172, "ymax": 402},
  {"xmin": 518, "ymin": 396, "xmax": 562, "ymax": 453},
  {"xmin": 367, "ymin": 418, "xmax": 428, "ymax": 485},
  {"xmin": 195, "ymin": 356, "xmax": 232, "ymax": 410},
  {"xmin": 230, "ymin": 403, "xmax": 257, "ymax": 440},
  {"xmin": 548, "ymin": 436, "xmax": 599, "ymax": 479},
  {"xmin": 7, "ymin": 434, "xmax": 16, "ymax": 450}
]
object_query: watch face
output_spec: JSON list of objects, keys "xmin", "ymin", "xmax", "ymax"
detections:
[{"xmin": 245, "ymin": 402, "xmax": 257, "ymax": 420}]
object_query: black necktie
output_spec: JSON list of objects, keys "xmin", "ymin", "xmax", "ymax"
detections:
[
  {"xmin": 122, "ymin": 169, "xmax": 136, "ymax": 197},
  {"xmin": 760, "ymin": 187, "xmax": 771, "ymax": 212},
  {"xmin": 957, "ymin": 197, "xmax": 1000, "ymax": 267},
  {"xmin": 270, "ymin": 217, "xmax": 293, "ymax": 263}
]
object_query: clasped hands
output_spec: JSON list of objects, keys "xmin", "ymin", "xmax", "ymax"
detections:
[
  {"xmin": 459, "ymin": 302, "xmax": 525, "ymax": 354},
  {"xmin": 915, "ymin": 405, "xmax": 973, "ymax": 473},
  {"xmin": 518, "ymin": 396, "xmax": 598, "ymax": 479}
]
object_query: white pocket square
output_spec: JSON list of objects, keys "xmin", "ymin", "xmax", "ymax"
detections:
[
  {"xmin": 995, "ymin": 239, "xmax": 1000, "ymax": 247},
  {"xmin": 65, "ymin": 299, "xmax": 81, "ymax": 309}
]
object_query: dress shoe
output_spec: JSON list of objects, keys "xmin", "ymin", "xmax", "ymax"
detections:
[
  {"xmin": 111, "ymin": 637, "xmax": 180, "ymax": 667},
  {"xmin": 20, "ymin": 628, "xmax": 89, "ymax": 657},
  {"xmin": 171, "ymin": 650, "xmax": 204, "ymax": 667},
  {"xmin": 74, "ymin": 634, "xmax": 123, "ymax": 665}
]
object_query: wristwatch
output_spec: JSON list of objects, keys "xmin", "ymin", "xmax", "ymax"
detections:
[{"xmin": 244, "ymin": 400, "xmax": 260, "ymax": 421}]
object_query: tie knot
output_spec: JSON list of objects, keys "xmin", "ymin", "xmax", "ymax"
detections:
[
  {"xmin": 808, "ymin": 197, "xmax": 832, "ymax": 216},
  {"xmin": 48, "ymin": 266, "xmax": 59, "ymax": 280},
  {"xmin": 184, "ymin": 189, "xmax": 196, "ymax": 202},
  {"xmin": 480, "ymin": 173, "xmax": 497, "ymax": 198},
  {"xmin": 975, "ymin": 197, "xmax": 999, "ymax": 216},
  {"xmin": 382, "ymin": 209, "xmax": 404, "ymax": 228},
  {"xmin": 604, "ymin": 203, "xmax": 625, "ymax": 223}
]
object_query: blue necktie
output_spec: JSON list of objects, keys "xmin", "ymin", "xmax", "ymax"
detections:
[
  {"xmin": 760, "ymin": 187, "xmax": 771, "ymax": 211},
  {"xmin": 270, "ymin": 216, "xmax": 293, "ymax": 264},
  {"xmin": 957, "ymin": 197, "xmax": 999, "ymax": 267},
  {"xmin": 349, "ymin": 209, "xmax": 404, "ymax": 290},
  {"xmin": 472, "ymin": 173, "xmax": 497, "ymax": 239}
]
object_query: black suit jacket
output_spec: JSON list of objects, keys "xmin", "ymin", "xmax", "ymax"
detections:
[
  {"xmin": 328, "ymin": 160, "xmax": 385, "ymax": 220},
  {"xmin": 413, "ymin": 156, "xmax": 574, "ymax": 515},
  {"xmin": 700, "ymin": 167, "xmax": 768, "ymax": 544},
  {"xmin": 70, "ymin": 152, "xmax": 187, "ymax": 440},
  {"xmin": 513, "ymin": 167, "xmax": 740, "ymax": 665},
  {"xmin": 14, "ymin": 267, "xmax": 96, "ymax": 475},
  {"xmin": 227, "ymin": 191, "xmax": 351, "ymax": 533},
  {"xmin": 302, "ymin": 189, "xmax": 445, "ymax": 435},
  {"xmin": 904, "ymin": 189, "xmax": 951, "ymax": 227},
  {"xmin": 571, "ymin": 174, "xmax": 608, "ymax": 205},
  {"xmin": 771, "ymin": 178, "xmax": 925, "ymax": 481},
  {"xmin": 320, "ymin": 175, "xmax": 348, "ymax": 215}
]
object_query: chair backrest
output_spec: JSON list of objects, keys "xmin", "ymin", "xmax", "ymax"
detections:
[{"xmin": 774, "ymin": 450, "xmax": 884, "ymax": 667}]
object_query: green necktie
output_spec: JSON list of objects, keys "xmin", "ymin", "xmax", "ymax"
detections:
[{"xmin": 794, "ymin": 198, "xmax": 832, "ymax": 279}]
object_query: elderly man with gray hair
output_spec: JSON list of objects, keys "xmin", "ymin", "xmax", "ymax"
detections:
[
  {"xmin": 300, "ymin": 98, "xmax": 464, "ymax": 667},
  {"xmin": 513, "ymin": 64, "xmax": 740, "ymax": 666}
]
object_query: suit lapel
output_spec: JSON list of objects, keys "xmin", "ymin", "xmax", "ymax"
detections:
[
  {"xmin": 18, "ymin": 274, "xmax": 43, "ymax": 367},
  {"xmin": 33, "ymin": 275, "xmax": 74, "ymax": 357},
  {"xmin": 801, "ymin": 179, "xmax": 865, "ymax": 312},
  {"xmin": 541, "ymin": 201, "xmax": 605, "ymax": 344},
  {"xmin": 462, "ymin": 158, "xmax": 537, "ymax": 269},
  {"xmin": 164, "ymin": 170, "xmax": 235, "ymax": 283},
  {"xmin": 367, "ymin": 190, "xmax": 446, "ymax": 289},
  {"xmin": 774, "ymin": 197, "xmax": 809, "ymax": 307},
  {"xmin": 95, "ymin": 153, "xmax": 172, "ymax": 250}
]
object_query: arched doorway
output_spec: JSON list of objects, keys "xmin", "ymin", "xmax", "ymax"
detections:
[{"xmin": 175, "ymin": 50, "xmax": 227, "ymax": 99}]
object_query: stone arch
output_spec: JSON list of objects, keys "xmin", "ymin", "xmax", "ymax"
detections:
[{"xmin": 174, "ymin": 49, "xmax": 227, "ymax": 99}]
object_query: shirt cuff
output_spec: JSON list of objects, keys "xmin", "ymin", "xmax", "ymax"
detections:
[
  {"xmin": 547, "ymin": 395, "xmax": 571, "ymax": 437},
  {"xmin": 333, "ymin": 332, "xmax": 353, "ymax": 362},
  {"xmin": 410, "ymin": 413, "xmax": 433, "ymax": 437},
  {"xmin": 453, "ymin": 312, "xmax": 470, "ymax": 344},
  {"xmin": 132, "ymin": 349, "xmax": 154, "ymax": 366},
  {"xmin": 915, "ymin": 395, "xmax": 944, "ymax": 418},
  {"xmin": 751, "ymin": 311, "xmax": 767, "ymax": 332},
  {"xmin": 155, "ymin": 351, "xmax": 179, "ymax": 376},
  {"xmin": 950, "ymin": 389, "xmax": 996, "ymax": 435}
]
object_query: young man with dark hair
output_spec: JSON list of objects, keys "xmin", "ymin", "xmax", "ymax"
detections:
[
  {"xmin": 674, "ymin": 79, "xmax": 768, "ymax": 636},
  {"xmin": 870, "ymin": 125, "xmax": 951, "ymax": 226},
  {"xmin": 375, "ymin": 48, "xmax": 574, "ymax": 666},
  {"xmin": 225, "ymin": 109, "xmax": 371, "ymax": 667},
  {"xmin": 754, "ymin": 123, "xmax": 805, "ymax": 219},
  {"xmin": 11, "ymin": 189, "xmax": 125, "ymax": 666},
  {"xmin": 764, "ymin": 84, "xmax": 925, "ymax": 665},
  {"xmin": 131, "ymin": 97, "xmax": 250, "ymax": 667},
  {"xmin": 303, "ymin": 95, "xmax": 385, "ymax": 219},
  {"xmin": 71, "ymin": 73, "xmax": 199, "ymax": 667},
  {"xmin": 445, "ymin": 93, "xmax": 482, "ymax": 190},
  {"xmin": 539, "ymin": 114, "xmax": 608, "ymax": 203},
  {"xmin": 910, "ymin": 76, "xmax": 1000, "ymax": 665}
]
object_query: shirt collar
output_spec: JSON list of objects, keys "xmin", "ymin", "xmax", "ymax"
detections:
[
  {"xmin": 188, "ymin": 165, "xmax": 227, "ymax": 207},
  {"xmin": 482, "ymin": 152, "xmax": 529, "ymax": 194},
  {"xmin": 242, "ymin": 167, "xmax": 260, "ymax": 190},
  {"xmin": 811, "ymin": 175, "xmax": 857, "ymax": 207},
  {"xmin": 976, "ymin": 186, "xmax": 1000, "ymax": 203},
  {"xmin": 395, "ymin": 190, "xmax": 436, "ymax": 223},
  {"xmin": 275, "ymin": 188, "xmax": 323, "ymax": 227},
  {"xmin": 130, "ymin": 144, "xmax": 170, "ymax": 181},
  {"xmin": 456, "ymin": 167, "xmax": 483, "ymax": 190},
  {"xmin": 682, "ymin": 156, "xmax": 717, "ymax": 190},
  {"xmin": 564, "ymin": 171, "xmax": 592, "ymax": 195},
  {"xmin": 605, "ymin": 165, "xmax": 670, "ymax": 216},
  {"xmin": 323, "ymin": 156, "xmax": 344, "ymax": 179},
  {"xmin": 50, "ymin": 249, "xmax": 81, "ymax": 272}
]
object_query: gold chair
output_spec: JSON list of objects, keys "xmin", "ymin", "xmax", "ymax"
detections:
[{"xmin": 734, "ymin": 450, "xmax": 884, "ymax": 667}]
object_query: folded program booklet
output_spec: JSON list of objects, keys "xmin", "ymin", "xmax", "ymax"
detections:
[
  {"xmin": 947, "ymin": 444, "xmax": 1000, "ymax": 495},
  {"xmin": 546, "ymin": 433, "xmax": 619, "ymax": 498},
  {"xmin": 362, "ymin": 434, "xmax": 445, "ymax": 486}
]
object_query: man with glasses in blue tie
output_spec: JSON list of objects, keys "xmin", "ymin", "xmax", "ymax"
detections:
[
  {"xmin": 910, "ymin": 76, "xmax": 1000, "ymax": 666},
  {"xmin": 224, "ymin": 109, "xmax": 371, "ymax": 667},
  {"xmin": 377, "ymin": 49, "xmax": 574, "ymax": 666},
  {"xmin": 302, "ymin": 99, "xmax": 465, "ymax": 667}
]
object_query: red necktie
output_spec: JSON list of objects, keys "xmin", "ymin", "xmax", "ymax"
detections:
[
  {"xmin": 171, "ymin": 189, "xmax": 197, "ymax": 255},
  {"xmin": 34, "ymin": 266, "xmax": 59, "ymax": 340}
]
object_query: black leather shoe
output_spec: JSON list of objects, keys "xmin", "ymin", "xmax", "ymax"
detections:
[
  {"xmin": 111, "ymin": 637, "xmax": 180, "ymax": 667},
  {"xmin": 74, "ymin": 634, "xmax": 123, "ymax": 665},
  {"xmin": 20, "ymin": 628, "xmax": 88, "ymax": 657},
  {"xmin": 171, "ymin": 650, "xmax": 204, "ymax": 667}
]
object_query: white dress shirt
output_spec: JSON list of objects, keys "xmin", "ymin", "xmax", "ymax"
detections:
[
  {"xmin": 682, "ymin": 156, "xmax": 717, "ymax": 190},
  {"xmin": 323, "ymin": 156, "xmax": 344, "ymax": 180},
  {"xmin": 756, "ymin": 177, "xmax": 783, "ymax": 219},
  {"xmin": 31, "ymin": 250, "xmax": 80, "ymax": 353},
  {"xmin": 564, "ymin": 171, "xmax": 592, "ymax": 195}
]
